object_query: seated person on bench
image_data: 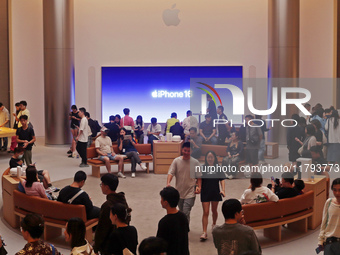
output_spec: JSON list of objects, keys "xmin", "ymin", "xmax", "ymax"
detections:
[
  {"xmin": 10, "ymin": 147, "xmax": 59, "ymax": 192},
  {"xmin": 95, "ymin": 126, "xmax": 127, "ymax": 178},
  {"xmin": 58, "ymin": 171, "xmax": 100, "ymax": 220}
]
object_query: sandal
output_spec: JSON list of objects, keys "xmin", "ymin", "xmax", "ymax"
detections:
[{"xmin": 200, "ymin": 232, "xmax": 208, "ymax": 241}]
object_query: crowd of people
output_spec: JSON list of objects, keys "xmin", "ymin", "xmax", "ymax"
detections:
[
  {"xmin": 1, "ymin": 99, "xmax": 340, "ymax": 255},
  {"xmin": 5, "ymin": 141, "xmax": 340, "ymax": 255}
]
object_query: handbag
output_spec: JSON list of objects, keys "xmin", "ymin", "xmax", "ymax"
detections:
[{"xmin": 298, "ymin": 136, "xmax": 311, "ymax": 156}]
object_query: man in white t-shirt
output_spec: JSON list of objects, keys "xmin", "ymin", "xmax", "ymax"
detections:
[
  {"xmin": 182, "ymin": 110, "xmax": 198, "ymax": 137},
  {"xmin": 147, "ymin": 117, "xmax": 162, "ymax": 152},
  {"xmin": 95, "ymin": 126, "xmax": 126, "ymax": 178},
  {"xmin": 76, "ymin": 107, "xmax": 90, "ymax": 167},
  {"xmin": 167, "ymin": 142, "xmax": 202, "ymax": 224}
]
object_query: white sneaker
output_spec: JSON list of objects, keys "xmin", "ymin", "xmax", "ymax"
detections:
[
  {"xmin": 228, "ymin": 175, "xmax": 233, "ymax": 180},
  {"xmin": 139, "ymin": 163, "xmax": 147, "ymax": 171},
  {"xmin": 131, "ymin": 172, "xmax": 136, "ymax": 178},
  {"xmin": 118, "ymin": 172, "xmax": 126, "ymax": 178}
]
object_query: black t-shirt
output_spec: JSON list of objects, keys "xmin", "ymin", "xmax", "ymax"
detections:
[
  {"xmin": 275, "ymin": 187, "xmax": 299, "ymax": 199},
  {"xmin": 170, "ymin": 123, "xmax": 184, "ymax": 138},
  {"xmin": 104, "ymin": 122, "xmax": 120, "ymax": 142},
  {"xmin": 156, "ymin": 211, "xmax": 189, "ymax": 255},
  {"xmin": 200, "ymin": 121, "xmax": 216, "ymax": 137},
  {"xmin": 70, "ymin": 111, "xmax": 80, "ymax": 128},
  {"xmin": 217, "ymin": 113, "xmax": 228, "ymax": 137},
  {"xmin": 9, "ymin": 157, "xmax": 22, "ymax": 168},
  {"xmin": 107, "ymin": 226, "xmax": 138, "ymax": 255},
  {"xmin": 57, "ymin": 186, "xmax": 94, "ymax": 218},
  {"xmin": 208, "ymin": 100, "xmax": 217, "ymax": 120},
  {"xmin": 88, "ymin": 119, "xmax": 101, "ymax": 137},
  {"xmin": 16, "ymin": 126, "xmax": 35, "ymax": 150}
]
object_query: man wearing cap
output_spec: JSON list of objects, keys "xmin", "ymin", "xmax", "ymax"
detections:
[{"xmin": 95, "ymin": 126, "xmax": 127, "ymax": 178}]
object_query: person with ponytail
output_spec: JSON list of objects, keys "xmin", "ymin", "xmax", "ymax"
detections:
[
  {"xmin": 240, "ymin": 172, "xmax": 278, "ymax": 204},
  {"xmin": 64, "ymin": 218, "xmax": 94, "ymax": 255},
  {"xmin": 107, "ymin": 203, "xmax": 137, "ymax": 255}
]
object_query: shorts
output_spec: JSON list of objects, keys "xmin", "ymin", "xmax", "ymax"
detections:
[{"xmin": 99, "ymin": 153, "xmax": 117, "ymax": 161}]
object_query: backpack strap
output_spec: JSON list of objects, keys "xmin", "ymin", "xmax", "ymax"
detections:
[{"xmin": 68, "ymin": 190, "xmax": 84, "ymax": 204}]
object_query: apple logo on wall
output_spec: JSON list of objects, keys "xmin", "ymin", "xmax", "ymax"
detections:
[{"xmin": 162, "ymin": 4, "xmax": 180, "ymax": 26}]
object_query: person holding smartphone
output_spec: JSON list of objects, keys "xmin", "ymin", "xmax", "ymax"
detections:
[
  {"xmin": 118, "ymin": 128, "xmax": 147, "ymax": 178},
  {"xmin": 200, "ymin": 151, "xmax": 225, "ymax": 241}
]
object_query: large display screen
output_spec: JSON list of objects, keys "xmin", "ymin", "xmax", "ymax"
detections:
[{"xmin": 102, "ymin": 66, "xmax": 243, "ymax": 123}]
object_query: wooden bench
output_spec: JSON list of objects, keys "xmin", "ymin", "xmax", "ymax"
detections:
[
  {"xmin": 243, "ymin": 190, "xmax": 314, "ymax": 242},
  {"xmin": 87, "ymin": 144, "xmax": 153, "ymax": 177},
  {"xmin": 13, "ymin": 190, "xmax": 98, "ymax": 242}
]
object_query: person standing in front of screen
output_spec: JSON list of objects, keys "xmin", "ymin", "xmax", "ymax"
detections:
[
  {"xmin": 216, "ymin": 106, "xmax": 232, "ymax": 145},
  {"xmin": 120, "ymin": 108, "xmax": 134, "ymax": 135},
  {"xmin": 147, "ymin": 117, "xmax": 162, "ymax": 153},
  {"xmin": 207, "ymin": 94, "xmax": 217, "ymax": 121},
  {"xmin": 76, "ymin": 107, "xmax": 90, "ymax": 168}
]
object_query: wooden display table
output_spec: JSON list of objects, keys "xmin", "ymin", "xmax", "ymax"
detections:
[
  {"xmin": 303, "ymin": 176, "xmax": 327, "ymax": 229},
  {"xmin": 264, "ymin": 142, "xmax": 279, "ymax": 159},
  {"xmin": 2, "ymin": 170, "xmax": 20, "ymax": 228},
  {"xmin": 153, "ymin": 141, "xmax": 183, "ymax": 174},
  {"xmin": 0, "ymin": 127, "xmax": 16, "ymax": 138}
]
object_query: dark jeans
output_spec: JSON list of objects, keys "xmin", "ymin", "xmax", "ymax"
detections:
[
  {"xmin": 87, "ymin": 206, "xmax": 101, "ymax": 220},
  {"xmin": 125, "ymin": 151, "xmax": 141, "ymax": 172},
  {"xmin": 324, "ymin": 241, "xmax": 340, "ymax": 255},
  {"xmin": 148, "ymin": 135, "xmax": 159, "ymax": 152},
  {"xmin": 0, "ymin": 137, "xmax": 8, "ymax": 149},
  {"xmin": 76, "ymin": 141, "xmax": 88, "ymax": 164},
  {"xmin": 218, "ymin": 134, "xmax": 228, "ymax": 145}
]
